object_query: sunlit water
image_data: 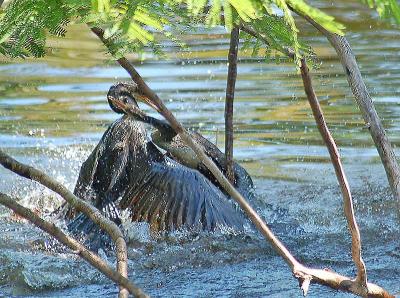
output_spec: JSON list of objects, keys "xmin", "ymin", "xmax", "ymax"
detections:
[{"xmin": 0, "ymin": 1, "xmax": 399, "ymax": 297}]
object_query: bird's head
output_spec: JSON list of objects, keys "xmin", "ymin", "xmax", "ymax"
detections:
[
  {"xmin": 107, "ymin": 81, "xmax": 160, "ymax": 115},
  {"xmin": 107, "ymin": 82, "xmax": 140, "ymax": 114}
]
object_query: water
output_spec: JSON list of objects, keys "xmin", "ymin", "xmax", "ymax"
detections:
[{"xmin": 1, "ymin": 1, "xmax": 399, "ymax": 297}]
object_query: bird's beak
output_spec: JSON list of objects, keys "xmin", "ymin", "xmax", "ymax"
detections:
[
  {"xmin": 109, "ymin": 97, "xmax": 131, "ymax": 114},
  {"xmin": 121, "ymin": 81, "xmax": 161, "ymax": 113},
  {"xmin": 132, "ymin": 92, "xmax": 161, "ymax": 113},
  {"xmin": 110, "ymin": 96, "xmax": 146, "ymax": 120}
]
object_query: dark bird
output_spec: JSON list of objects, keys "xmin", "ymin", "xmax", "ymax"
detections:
[
  {"xmin": 66, "ymin": 82, "xmax": 249, "ymax": 249},
  {"xmin": 114, "ymin": 97, "xmax": 256, "ymax": 203}
]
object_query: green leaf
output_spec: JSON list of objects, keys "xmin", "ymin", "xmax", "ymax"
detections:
[
  {"xmin": 228, "ymin": 0, "xmax": 257, "ymax": 22},
  {"xmin": 359, "ymin": 0, "xmax": 400, "ymax": 24},
  {"xmin": 223, "ymin": 1, "xmax": 234, "ymax": 30},
  {"xmin": 127, "ymin": 22, "xmax": 154, "ymax": 44},
  {"xmin": 188, "ymin": 0, "xmax": 208, "ymax": 15},
  {"xmin": 287, "ymin": 0, "xmax": 345, "ymax": 35},
  {"xmin": 133, "ymin": 8, "xmax": 164, "ymax": 31},
  {"xmin": 206, "ymin": 0, "xmax": 222, "ymax": 26}
]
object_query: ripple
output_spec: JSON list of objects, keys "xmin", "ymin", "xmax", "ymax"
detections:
[
  {"xmin": 0, "ymin": 98, "xmax": 48, "ymax": 106},
  {"xmin": 1, "ymin": 1, "xmax": 400, "ymax": 296},
  {"xmin": 0, "ymin": 115, "xmax": 21, "ymax": 120}
]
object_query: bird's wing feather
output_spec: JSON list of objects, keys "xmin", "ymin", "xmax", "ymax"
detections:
[
  {"xmin": 120, "ymin": 159, "xmax": 244, "ymax": 232},
  {"xmin": 73, "ymin": 143, "xmax": 101, "ymax": 200}
]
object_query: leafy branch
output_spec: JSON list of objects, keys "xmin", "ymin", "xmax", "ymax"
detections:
[
  {"xmin": 0, "ymin": 0, "xmax": 348, "ymax": 66},
  {"xmin": 360, "ymin": 0, "xmax": 400, "ymax": 23},
  {"xmin": 1, "ymin": 0, "xmax": 399, "ymax": 66}
]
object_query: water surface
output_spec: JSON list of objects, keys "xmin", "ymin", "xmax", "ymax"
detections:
[{"xmin": 0, "ymin": 1, "xmax": 399, "ymax": 297}]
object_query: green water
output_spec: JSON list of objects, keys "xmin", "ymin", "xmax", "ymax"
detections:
[{"xmin": 0, "ymin": 1, "xmax": 399, "ymax": 297}]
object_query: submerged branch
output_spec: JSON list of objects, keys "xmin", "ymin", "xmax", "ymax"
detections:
[
  {"xmin": 296, "ymin": 10, "xmax": 400, "ymax": 206},
  {"xmin": 300, "ymin": 58, "xmax": 367, "ymax": 292},
  {"xmin": 0, "ymin": 149, "xmax": 138, "ymax": 298},
  {"xmin": 91, "ymin": 26, "xmax": 394, "ymax": 298},
  {"xmin": 224, "ymin": 26, "xmax": 239, "ymax": 184},
  {"xmin": 0, "ymin": 192, "xmax": 147, "ymax": 298},
  {"xmin": 292, "ymin": 265, "xmax": 393, "ymax": 298}
]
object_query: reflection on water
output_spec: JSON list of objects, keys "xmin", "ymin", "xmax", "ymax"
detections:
[{"xmin": 0, "ymin": 1, "xmax": 399, "ymax": 297}]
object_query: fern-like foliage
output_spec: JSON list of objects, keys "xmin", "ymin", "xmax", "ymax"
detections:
[
  {"xmin": 0, "ymin": 0, "xmax": 70, "ymax": 57},
  {"xmin": 78, "ymin": 0, "xmax": 172, "ymax": 58},
  {"xmin": 0, "ymin": 0, "xmax": 172, "ymax": 58},
  {"xmin": 169, "ymin": 0, "xmax": 344, "ymax": 66},
  {"xmin": 241, "ymin": 14, "xmax": 314, "ymax": 62},
  {"xmin": 359, "ymin": 0, "xmax": 400, "ymax": 24},
  {"xmin": 0, "ymin": 0, "xmax": 399, "ymax": 67}
]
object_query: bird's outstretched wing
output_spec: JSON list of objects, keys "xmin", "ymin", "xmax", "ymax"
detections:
[{"xmin": 120, "ymin": 156, "xmax": 245, "ymax": 232}]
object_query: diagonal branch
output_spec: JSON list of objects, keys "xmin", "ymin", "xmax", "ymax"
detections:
[
  {"xmin": 224, "ymin": 26, "xmax": 240, "ymax": 184},
  {"xmin": 0, "ymin": 192, "xmax": 148, "ymax": 298},
  {"xmin": 113, "ymin": 85, "xmax": 394, "ymax": 298},
  {"xmin": 90, "ymin": 26, "xmax": 394, "ymax": 298},
  {"xmin": 293, "ymin": 9, "xmax": 400, "ymax": 205},
  {"xmin": 91, "ymin": 26, "xmax": 299, "ymax": 269},
  {"xmin": 0, "ymin": 149, "xmax": 140, "ymax": 298},
  {"xmin": 236, "ymin": 24, "xmax": 389, "ymax": 294},
  {"xmin": 300, "ymin": 58, "xmax": 367, "ymax": 292}
]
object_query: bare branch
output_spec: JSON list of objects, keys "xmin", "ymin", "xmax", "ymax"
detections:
[
  {"xmin": 294, "ymin": 9, "xmax": 400, "ymax": 205},
  {"xmin": 241, "ymin": 22, "xmax": 393, "ymax": 296},
  {"xmin": 300, "ymin": 58, "xmax": 367, "ymax": 292},
  {"xmin": 90, "ymin": 26, "xmax": 394, "ymax": 298},
  {"xmin": 0, "ymin": 149, "xmax": 135, "ymax": 297},
  {"xmin": 293, "ymin": 265, "xmax": 393, "ymax": 298},
  {"xmin": 225, "ymin": 26, "xmax": 239, "ymax": 184},
  {"xmin": 113, "ymin": 91, "xmax": 395, "ymax": 298},
  {"xmin": 0, "ymin": 192, "xmax": 148, "ymax": 298}
]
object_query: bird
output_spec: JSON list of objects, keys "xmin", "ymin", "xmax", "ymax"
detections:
[
  {"xmin": 65, "ymin": 82, "xmax": 250, "ymax": 249},
  {"xmin": 111, "ymin": 93, "xmax": 256, "ymax": 203}
]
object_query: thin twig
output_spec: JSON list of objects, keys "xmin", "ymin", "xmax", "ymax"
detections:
[
  {"xmin": 241, "ymin": 22, "xmax": 389, "ymax": 296},
  {"xmin": 294, "ymin": 9, "xmax": 400, "ymax": 205},
  {"xmin": 300, "ymin": 58, "xmax": 367, "ymax": 292},
  {"xmin": 90, "ymin": 26, "xmax": 394, "ymax": 298},
  {"xmin": 240, "ymin": 24, "xmax": 295, "ymax": 59},
  {"xmin": 0, "ymin": 149, "xmax": 133, "ymax": 298},
  {"xmin": 225, "ymin": 26, "xmax": 239, "ymax": 184},
  {"xmin": 239, "ymin": 21, "xmax": 389, "ymax": 295},
  {"xmin": 0, "ymin": 192, "xmax": 148, "ymax": 298}
]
